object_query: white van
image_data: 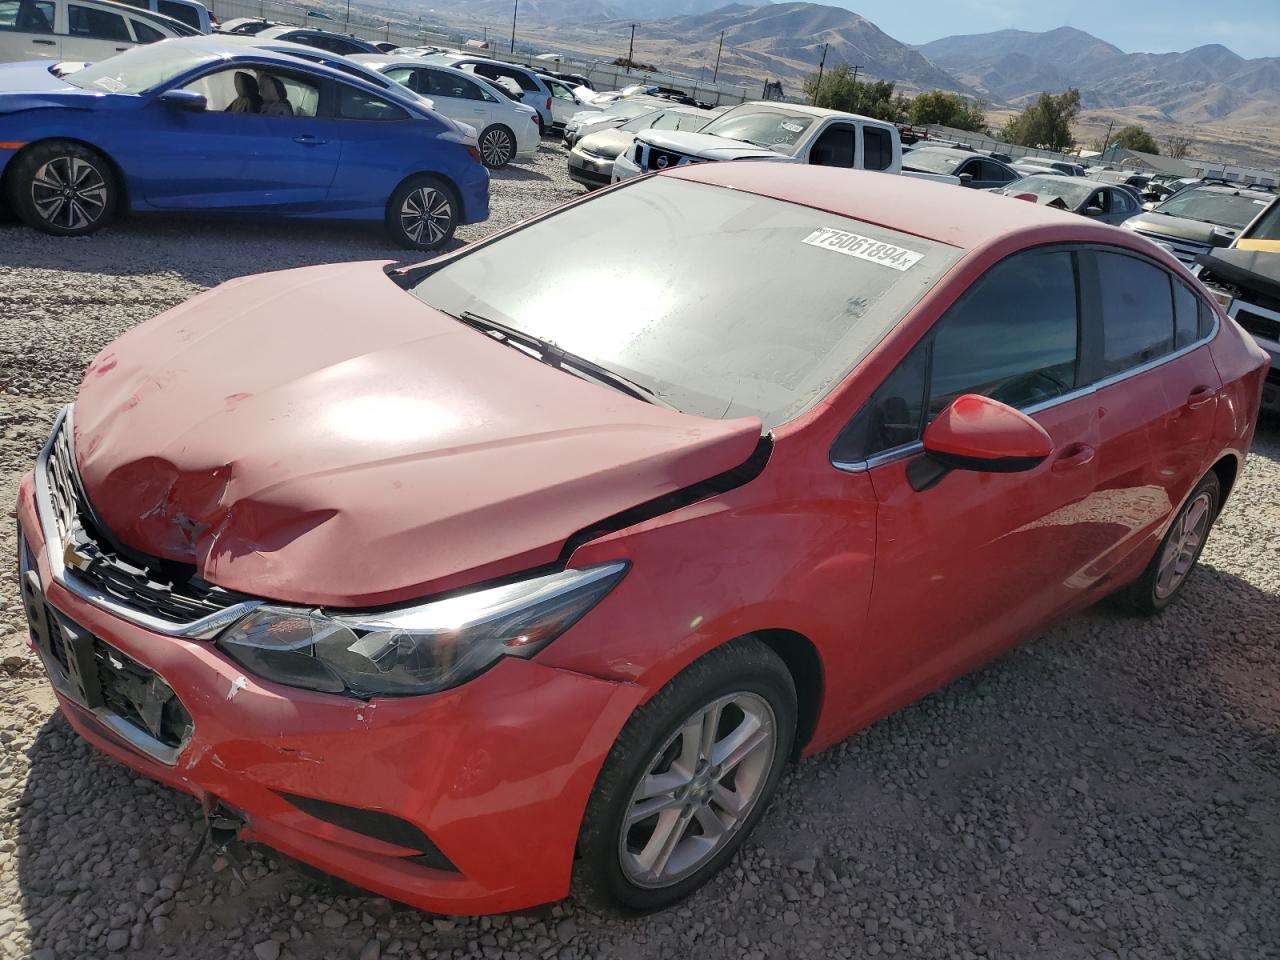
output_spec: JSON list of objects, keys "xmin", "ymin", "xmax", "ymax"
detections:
[
  {"xmin": 0, "ymin": 0, "xmax": 194, "ymax": 63},
  {"xmin": 115, "ymin": 0, "xmax": 209, "ymax": 33}
]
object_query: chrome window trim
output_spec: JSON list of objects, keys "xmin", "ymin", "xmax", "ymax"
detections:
[
  {"xmin": 831, "ymin": 278, "xmax": 1222, "ymax": 476},
  {"xmin": 32, "ymin": 406, "xmax": 265, "ymax": 640}
]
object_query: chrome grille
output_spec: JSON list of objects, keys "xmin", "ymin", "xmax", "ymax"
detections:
[
  {"xmin": 1132, "ymin": 229, "xmax": 1210, "ymax": 267},
  {"xmin": 43, "ymin": 417, "xmax": 246, "ymax": 626}
]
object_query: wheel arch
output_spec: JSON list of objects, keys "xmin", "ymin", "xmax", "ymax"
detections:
[
  {"xmin": 1208, "ymin": 452, "xmax": 1240, "ymax": 512},
  {"xmin": 1, "ymin": 137, "xmax": 130, "ymax": 213},
  {"xmin": 388, "ymin": 169, "xmax": 465, "ymax": 223},
  {"xmin": 751, "ymin": 628, "xmax": 824, "ymax": 757}
]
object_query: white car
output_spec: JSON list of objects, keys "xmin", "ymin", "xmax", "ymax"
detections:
[
  {"xmin": 611, "ymin": 102, "xmax": 939, "ymax": 184},
  {"xmin": 114, "ymin": 0, "xmax": 208, "ymax": 33},
  {"xmin": 420, "ymin": 52, "xmax": 554, "ymax": 133},
  {"xmin": 539, "ymin": 73, "xmax": 593, "ymax": 129},
  {"xmin": 0, "ymin": 0, "xmax": 193, "ymax": 63},
  {"xmin": 250, "ymin": 24, "xmax": 380, "ymax": 56},
  {"xmin": 354, "ymin": 54, "xmax": 540, "ymax": 168},
  {"xmin": 563, "ymin": 96, "xmax": 662, "ymax": 146}
]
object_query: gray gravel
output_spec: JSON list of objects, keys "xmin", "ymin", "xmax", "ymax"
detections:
[{"xmin": 1, "ymin": 138, "xmax": 1278, "ymax": 960}]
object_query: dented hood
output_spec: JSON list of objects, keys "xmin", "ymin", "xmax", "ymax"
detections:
[{"xmin": 73, "ymin": 262, "xmax": 762, "ymax": 608}]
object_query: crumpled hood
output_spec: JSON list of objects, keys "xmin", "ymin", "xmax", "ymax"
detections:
[
  {"xmin": 638, "ymin": 130, "xmax": 785, "ymax": 162},
  {"xmin": 576, "ymin": 127, "xmax": 634, "ymax": 159},
  {"xmin": 1125, "ymin": 212, "xmax": 1237, "ymax": 245},
  {"xmin": 72, "ymin": 262, "xmax": 762, "ymax": 608}
]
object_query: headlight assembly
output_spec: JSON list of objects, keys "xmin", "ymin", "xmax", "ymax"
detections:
[{"xmin": 216, "ymin": 562, "xmax": 627, "ymax": 698}]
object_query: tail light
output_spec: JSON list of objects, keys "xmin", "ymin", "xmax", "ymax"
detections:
[{"xmin": 546, "ymin": 97, "xmax": 552, "ymax": 112}]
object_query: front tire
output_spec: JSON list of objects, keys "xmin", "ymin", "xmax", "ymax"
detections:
[
  {"xmin": 574, "ymin": 638, "xmax": 796, "ymax": 914},
  {"xmin": 7, "ymin": 140, "xmax": 116, "ymax": 237},
  {"xmin": 385, "ymin": 175, "xmax": 458, "ymax": 250},
  {"xmin": 1116, "ymin": 471, "xmax": 1221, "ymax": 615},
  {"xmin": 477, "ymin": 125, "xmax": 515, "ymax": 169}
]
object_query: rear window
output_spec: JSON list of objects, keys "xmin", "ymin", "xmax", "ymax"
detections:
[
  {"xmin": 410, "ymin": 177, "xmax": 960, "ymax": 427},
  {"xmin": 157, "ymin": 0, "xmax": 198, "ymax": 28}
]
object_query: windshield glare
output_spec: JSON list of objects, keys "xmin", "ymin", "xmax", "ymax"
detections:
[
  {"xmin": 699, "ymin": 108, "xmax": 815, "ymax": 155},
  {"xmin": 409, "ymin": 177, "xmax": 959, "ymax": 428},
  {"xmin": 1003, "ymin": 176, "xmax": 1095, "ymax": 208},
  {"xmin": 65, "ymin": 43, "xmax": 217, "ymax": 94},
  {"xmin": 1155, "ymin": 189, "xmax": 1270, "ymax": 229},
  {"xmin": 904, "ymin": 150, "xmax": 966, "ymax": 174}
]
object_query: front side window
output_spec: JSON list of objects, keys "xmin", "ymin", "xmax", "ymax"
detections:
[
  {"xmin": 1096, "ymin": 252, "xmax": 1177, "ymax": 376},
  {"xmin": 862, "ymin": 126, "xmax": 892, "ymax": 171},
  {"xmin": 68, "ymin": 4, "xmax": 132, "ymax": 41},
  {"xmin": 0, "ymin": 0, "xmax": 54, "ymax": 31},
  {"xmin": 834, "ymin": 249, "xmax": 1080, "ymax": 461},
  {"xmin": 410, "ymin": 176, "xmax": 960, "ymax": 427},
  {"xmin": 181, "ymin": 67, "xmax": 319, "ymax": 118},
  {"xmin": 809, "ymin": 124, "xmax": 855, "ymax": 168},
  {"xmin": 337, "ymin": 85, "xmax": 408, "ymax": 121}
]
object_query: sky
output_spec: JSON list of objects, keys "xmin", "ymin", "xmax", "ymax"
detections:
[{"xmin": 849, "ymin": 0, "xmax": 1280, "ymax": 60}]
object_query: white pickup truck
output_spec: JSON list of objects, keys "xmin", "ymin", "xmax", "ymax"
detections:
[{"xmin": 610, "ymin": 102, "xmax": 958, "ymax": 184}]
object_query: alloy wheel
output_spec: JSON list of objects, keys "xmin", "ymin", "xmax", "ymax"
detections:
[
  {"xmin": 1154, "ymin": 491, "xmax": 1212, "ymax": 599},
  {"xmin": 480, "ymin": 129, "xmax": 513, "ymax": 168},
  {"xmin": 31, "ymin": 156, "xmax": 108, "ymax": 231},
  {"xmin": 398, "ymin": 186, "xmax": 453, "ymax": 246},
  {"xmin": 619, "ymin": 692, "xmax": 776, "ymax": 889}
]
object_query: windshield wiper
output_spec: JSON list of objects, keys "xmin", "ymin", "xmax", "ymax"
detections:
[{"xmin": 449, "ymin": 310, "xmax": 675, "ymax": 409}]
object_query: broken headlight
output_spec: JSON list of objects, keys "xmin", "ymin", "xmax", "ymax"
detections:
[{"xmin": 215, "ymin": 562, "xmax": 627, "ymax": 697}]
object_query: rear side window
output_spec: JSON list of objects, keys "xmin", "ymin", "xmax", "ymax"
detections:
[
  {"xmin": 475, "ymin": 63, "xmax": 537, "ymax": 92},
  {"xmin": 337, "ymin": 85, "xmax": 408, "ymax": 121},
  {"xmin": 0, "ymin": 0, "xmax": 54, "ymax": 31},
  {"xmin": 1096, "ymin": 252, "xmax": 1176, "ymax": 375},
  {"xmin": 157, "ymin": 0, "xmax": 198, "ymax": 28},
  {"xmin": 862, "ymin": 126, "xmax": 892, "ymax": 171},
  {"xmin": 1173, "ymin": 280, "xmax": 1200, "ymax": 349},
  {"xmin": 68, "ymin": 3, "xmax": 132, "ymax": 40}
]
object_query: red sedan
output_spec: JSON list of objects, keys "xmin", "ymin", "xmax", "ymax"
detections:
[{"xmin": 17, "ymin": 164, "xmax": 1268, "ymax": 915}]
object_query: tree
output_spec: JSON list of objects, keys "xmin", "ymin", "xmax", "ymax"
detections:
[
  {"xmin": 908, "ymin": 90, "xmax": 989, "ymax": 133},
  {"xmin": 1112, "ymin": 125, "xmax": 1160, "ymax": 154},
  {"xmin": 804, "ymin": 65, "xmax": 905, "ymax": 123},
  {"xmin": 1164, "ymin": 131, "xmax": 1194, "ymax": 159},
  {"xmin": 1001, "ymin": 89, "xmax": 1081, "ymax": 153}
]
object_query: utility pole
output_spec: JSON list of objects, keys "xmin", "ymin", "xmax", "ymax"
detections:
[
  {"xmin": 627, "ymin": 23, "xmax": 635, "ymax": 66},
  {"xmin": 1102, "ymin": 119, "xmax": 1115, "ymax": 155},
  {"xmin": 851, "ymin": 64, "xmax": 861, "ymax": 85},
  {"xmin": 510, "ymin": 0, "xmax": 518, "ymax": 54},
  {"xmin": 712, "ymin": 29, "xmax": 724, "ymax": 83},
  {"xmin": 812, "ymin": 42, "xmax": 828, "ymax": 106}
]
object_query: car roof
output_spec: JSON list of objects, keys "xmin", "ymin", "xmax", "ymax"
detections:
[
  {"xmin": 912, "ymin": 146, "xmax": 981, "ymax": 158},
  {"xmin": 665, "ymin": 164, "xmax": 1135, "ymax": 252},
  {"xmin": 255, "ymin": 24, "xmax": 362, "ymax": 40}
]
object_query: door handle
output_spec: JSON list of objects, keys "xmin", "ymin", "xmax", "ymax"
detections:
[
  {"xmin": 293, "ymin": 135, "xmax": 328, "ymax": 146},
  {"xmin": 115, "ymin": 46, "xmax": 127, "ymax": 51},
  {"xmin": 1052, "ymin": 442, "xmax": 1096, "ymax": 473},
  {"xmin": 32, "ymin": 38, "xmax": 56, "ymax": 45},
  {"xmin": 1186, "ymin": 385, "xmax": 1214, "ymax": 409}
]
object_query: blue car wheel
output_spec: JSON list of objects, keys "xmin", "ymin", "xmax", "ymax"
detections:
[
  {"xmin": 8, "ymin": 141, "xmax": 117, "ymax": 237},
  {"xmin": 386, "ymin": 175, "xmax": 459, "ymax": 250}
]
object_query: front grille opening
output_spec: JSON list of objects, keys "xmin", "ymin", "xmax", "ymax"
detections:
[
  {"xmin": 45, "ymin": 418, "xmax": 246, "ymax": 625},
  {"xmin": 93, "ymin": 638, "xmax": 193, "ymax": 749},
  {"xmin": 277, "ymin": 792, "xmax": 459, "ymax": 872}
]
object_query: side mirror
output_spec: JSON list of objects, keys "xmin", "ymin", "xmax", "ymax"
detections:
[
  {"xmin": 157, "ymin": 88, "xmax": 206, "ymax": 111},
  {"xmin": 1084, "ymin": 205, "xmax": 1105, "ymax": 217},
  {"xmin": 909, "ymin": 395, "xmax": 1052, "ymax": 491},
  {"xmin": 958, "ymin": 172, "xmax": 974, "ymax": 186}
]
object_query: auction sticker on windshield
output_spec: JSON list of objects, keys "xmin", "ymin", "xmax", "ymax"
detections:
[{"xmin": 803, "ymin": 227, "xmax": 924, "ymax": 272}]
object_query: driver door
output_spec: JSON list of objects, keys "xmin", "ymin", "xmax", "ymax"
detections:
[{"xmin": 839, "ymin": 248, "xmax": 1109, "ymax": 720}]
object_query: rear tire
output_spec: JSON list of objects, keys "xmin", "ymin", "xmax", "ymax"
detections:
[
  {"xmin": 477, "ymin": 125, "xmax": 516, "ymax": 169},
  {"xmin": 1115, "ymin": 471, "xmax": 1220, "ymax": 616},
  {"xmin": 7, "ymin": 140, "xmax": 116, "ymax": 237},
  {"xmin": 573, "ymin": 638, "xmax": 796, "ymax": 915},
  {"xmin": 385, "ymin": 175, "xmax": 458, "ymax": 250}
]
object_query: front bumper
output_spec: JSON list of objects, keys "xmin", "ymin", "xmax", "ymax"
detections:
[
  {"xmin": 567, "ymin": 151, "xmax": 614, "ymax": 188},
  {"xmin": 611, "ymin": 152, "xmax": 642, "ymax": 184},
  {"xmin": 15, "ymin": 473, "xmax": 642, "ymax": 914}
]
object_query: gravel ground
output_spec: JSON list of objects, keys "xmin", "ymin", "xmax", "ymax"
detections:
[{"xmin": 1, "ymin": 138, "xmax": 1278, "ymax": 960}]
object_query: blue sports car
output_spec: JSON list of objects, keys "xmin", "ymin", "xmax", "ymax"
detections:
[{"xmin": 0, "ymin": 37, "xmax": 490, "ymax": 248}]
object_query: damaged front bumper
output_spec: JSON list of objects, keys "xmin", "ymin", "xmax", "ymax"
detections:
[{"xmin": 15, "ymin": 470, "xmax": 644, "ymax": 914}]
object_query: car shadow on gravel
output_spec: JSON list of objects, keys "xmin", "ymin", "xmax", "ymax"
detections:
[
  {"xmin": 11, "ymin": 556, "xmax": 1280, "ymax": 958},
  {"xmin": 0, "ymin": 218, "xmax": 465, "ymax": 288}
]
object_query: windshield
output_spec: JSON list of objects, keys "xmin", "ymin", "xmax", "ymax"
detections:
[
  {"xmin": 1154, "ymin": 188, "xmax": 1268, "ymax": 229},
  {"xmin": 1001, "ymin": 176, "xmax": 1095, "ymax": 208},
  {"xmin": 1242, "ymin": 199, "xmax": 1280, "ymax": 241},
  {"xmin": 410, "ymin": 177, "xmax": 959, "ymax": 427},
  {"xmin": 903, "ymin": 150, "xmax": 966, "ymax": 174},
  {"xmin": 64, "ymin": 42, "xmax": 217, "ymax": 94},
  {"xmin": 699, "ymin": 108, "xmax": 815, "ymax": 155}
]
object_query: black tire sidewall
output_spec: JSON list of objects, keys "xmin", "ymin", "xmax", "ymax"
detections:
[
  {"xmin": 9, "ymin": 141, "xmax": 116, "ymax": 237},
  {"xmin": 385, "ymin": 175, "xmax": 458, "ymax": 250},
  {"xmin": 575, "ymin": 639, "xmax": 797, "ymax": 914},
  {"xmin": 1134, "ymin": 472, "xmax": 1221, "ymax": 614},
  {"xmin": 478, "ymin": 126, "xmax": 514, "ymax": 169}
]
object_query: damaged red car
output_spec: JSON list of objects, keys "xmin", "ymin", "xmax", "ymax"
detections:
[{"xmin": 17, "ymin": 164, "xmax": 1268, "ymax": 915}]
